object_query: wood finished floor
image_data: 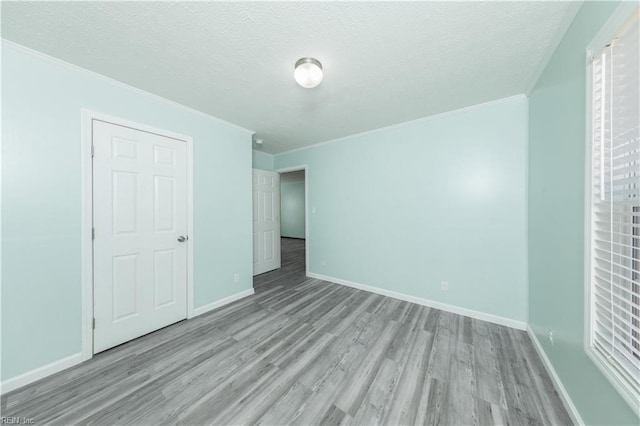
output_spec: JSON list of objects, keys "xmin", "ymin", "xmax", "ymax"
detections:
[{"xmin": 1, "ymin": 238, "xmax": 572, "ymax": 425}]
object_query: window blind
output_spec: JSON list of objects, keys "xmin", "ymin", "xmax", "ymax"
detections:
[{"xmin": 590, "ymin": 10, "xmax": 640, "ymax": 397}]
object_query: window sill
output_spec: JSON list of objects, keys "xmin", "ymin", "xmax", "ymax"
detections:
[{"xmin": 586, "ymin": 345, "xmax": 640, "ymax": 417}]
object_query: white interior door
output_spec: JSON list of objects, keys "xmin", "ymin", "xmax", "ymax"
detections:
[
  {"xmin": 253, "ymin": 169, "xmax": 281, "ymax": 275},
  {"xmin": 93, "ymin": 120, "xmax": 188, "ymax": 353}
]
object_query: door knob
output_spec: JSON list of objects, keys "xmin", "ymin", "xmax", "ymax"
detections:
[{"xmin": 178, "ymin": 236, "xmax": 188, "ymax": 242}]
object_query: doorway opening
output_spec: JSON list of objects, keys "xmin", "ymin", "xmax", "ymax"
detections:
[{"xmin": 252, "ymin": 166, "xmax": 308, "ymax": 292}]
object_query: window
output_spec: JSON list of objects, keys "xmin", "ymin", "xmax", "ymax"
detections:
[{"xmin": 587, "ymin": 6, "xmax": 640, "ymax": 413}]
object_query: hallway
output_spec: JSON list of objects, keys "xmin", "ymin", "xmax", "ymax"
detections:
[{"xmin": 253, "ymin": 237, "xmax": 306, "ymax": 292}]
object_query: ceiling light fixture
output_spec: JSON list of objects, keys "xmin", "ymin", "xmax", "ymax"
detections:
[
  {"xmin": 255, "ymin": 139, "xmax": 264, "ymax": 145},
  {"xmin": 294, "ymin": 57, "xmax": 323, "ymax": 88}
]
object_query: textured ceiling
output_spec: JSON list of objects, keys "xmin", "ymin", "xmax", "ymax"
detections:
[{"xmin": 2, "ymin": 1, "xmax": 580, "ymax": 153}]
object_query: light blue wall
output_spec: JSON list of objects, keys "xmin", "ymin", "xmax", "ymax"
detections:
[
  {"xmin": 1, "ymin": 42, "xmax": 253, "ymax": 380},
  {"xmin": 252, "ymin": 149, "xmax": 273, "ymax": 171},
  {"xmin": 281, "ymin": 181, "xmax": 305, "ymax": 238},
  {"xmin": 274, "ymin": 95, "xmax": 528, "ymax": 322},
  {"xmin": 528, "ymin": 2, "xmax": 638, "ymax": 424}
]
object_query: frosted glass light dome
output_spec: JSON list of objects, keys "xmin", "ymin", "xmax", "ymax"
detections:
[{"xmin": 294, "ymin": 57, "xmax": 323, "ymax": 88}]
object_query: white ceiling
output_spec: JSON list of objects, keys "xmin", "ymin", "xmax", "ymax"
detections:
[{"xmin": 2, "ymin": 1, "xmax": 580, "ymax": 154}]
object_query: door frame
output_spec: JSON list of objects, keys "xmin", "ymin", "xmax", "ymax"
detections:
[
  {"xmin": 80, "ymin": 109, "xmax": 195, "ymax": 361},
  {"xmin": 275, "ymin": 165, "xmax": 309, "ymax": 277}
]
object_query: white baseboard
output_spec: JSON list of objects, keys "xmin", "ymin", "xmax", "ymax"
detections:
[
  {"xmin": 527, "ymin": 326, "xmax": 584, "ymax": 426},
  {"xmin": 191, "ymin": 288, "xmax": 255, "ymax": 318},
  {"xmin": 1, "ymin": 289, "xmax": 254, "ymax": 395},
  {"xmin": 307, "ymin": 272, "xmax": 527, "ymax": 330},
  {"xmin": 1, "ymin": 352, "xmax": 83, "ymax": 395}
]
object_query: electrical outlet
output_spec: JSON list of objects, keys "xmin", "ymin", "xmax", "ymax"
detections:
[
  {"xmin": 312, "ymin": 206, "xmax": 317, "ymax": 214},
  {"xmin": 234, "ymin": 273, "xmax": 240, "ymax": 283},
  {"xmin": 441, "ymin": 281, "xmax": 449, "ymax": 292},
  {"xmin": 548, "ymin": 329, "xmax": 554, "ymax": 345},
  {"xmin": 321, "ymin": 260, "xmax": 326, "ymax": 266}
]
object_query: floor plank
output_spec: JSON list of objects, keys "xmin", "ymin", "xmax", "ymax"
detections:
[{"xmin": 1, "ymin": 238, "xmax": 572, "ymax": 425}]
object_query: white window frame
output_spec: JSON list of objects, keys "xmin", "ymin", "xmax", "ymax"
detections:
[{"xmin": 584, "ymin": 3, "xmax": 640, "ymax": 417}]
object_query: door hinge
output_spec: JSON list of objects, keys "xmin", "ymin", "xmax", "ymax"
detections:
[
  {"xmin": 93, "ymin": 318, "xmax": 96, "ymax": 329},
  {"xmin": 92, "ymin": 228, "xmax": 95, "ymax": 240},
  {"xmin": 91, "ymin": 145, "xmax": 95, "ymax": 157}
]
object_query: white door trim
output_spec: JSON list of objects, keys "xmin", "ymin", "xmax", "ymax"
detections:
[
  {"xmin": 80, "ymin": 109, "xmax": 195, "ymax": 361},
  {"xmin": 275, "ymin": 165, "xmax": 309, "ymax": 277}
]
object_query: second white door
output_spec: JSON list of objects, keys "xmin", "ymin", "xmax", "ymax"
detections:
[
  {"xmin": 253, "ymin": 169, "xmax": 281, "ymax": 275},
  {"xmin": 93, "ymin": 120, "xmax": 188, "ymax": 353}
]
